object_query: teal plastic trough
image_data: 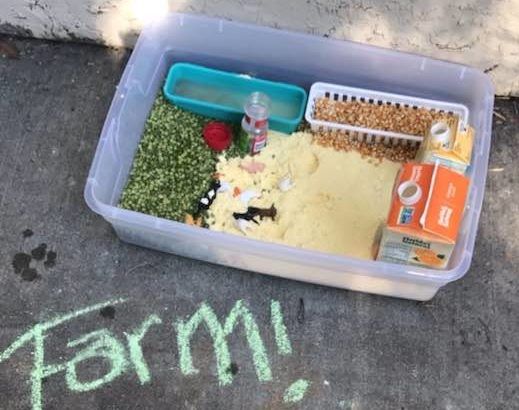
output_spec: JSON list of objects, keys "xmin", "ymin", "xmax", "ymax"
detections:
[{"xmin": 163, "ymin": 63, "xmax": 307, "ymax": 134}]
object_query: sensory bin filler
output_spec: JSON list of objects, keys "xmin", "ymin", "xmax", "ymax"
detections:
[{"xmin": 119, "ymin": 62, "xmax": 475, "ymax": 270}]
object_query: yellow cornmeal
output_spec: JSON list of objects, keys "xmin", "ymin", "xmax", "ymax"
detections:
[{"xmin": 207, "ymin": 131, "xmax": 401, "ymax": 260}]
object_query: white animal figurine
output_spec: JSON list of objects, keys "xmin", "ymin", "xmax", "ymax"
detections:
[
  {"xmin": 278, "ymin": 174, "xmax": 295, "ymax": 192},
  {"xmin": 239, "ymin": 189, "xmax": 261, "ymax": 205},
  {"xmin": 218, "ymin": 181, "xmax": 231, "ymax": 193},
  {"xmin": 235, "ymin": 218, "xmax": 252, "ymax": 234}
]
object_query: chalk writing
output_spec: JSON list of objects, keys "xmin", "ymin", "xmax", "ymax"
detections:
[
  {"xmin": 0, "ymin": 298, "xmax": 311, "ymax": 409},
  {"xmin": 270, "ymin": 300, "xmax": 292, "ymax": 355},
  {"xmin": 0, "ymin": 298, "xmax": 126, "ymax": 410},
  {"xmin": 284, "ymin": 379, "xmax": 311, "ymax": 403},
  {"xmin": 124, "ymin": 314, "xmax": 162, "ymax": 384},
  {"xmin": 176, "ymin": 300, "xmax": 272, "ymax": 385},
  {"xmin": 65, "ymin": 329, "xmax": 128, "ymax": 392}
]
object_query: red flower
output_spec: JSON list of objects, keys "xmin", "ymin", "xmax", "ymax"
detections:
[{"xmin": 203, "ymin": 122, "xmax": 233, "ymax": 152}]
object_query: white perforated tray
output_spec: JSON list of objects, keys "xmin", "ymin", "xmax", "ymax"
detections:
[{"xmin": 305, "ymin": 82, "xmax": 470, "ymax": 146}]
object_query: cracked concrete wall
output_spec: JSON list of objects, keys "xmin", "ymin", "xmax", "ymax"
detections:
[{"xmin": 1, "ymin": 0, "xmax": 518, "ymax": 95}]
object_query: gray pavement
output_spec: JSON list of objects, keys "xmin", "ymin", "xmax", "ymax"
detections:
[{"xmin": 0, "ymin": 37, "xmax": 518, "ymax": 410}]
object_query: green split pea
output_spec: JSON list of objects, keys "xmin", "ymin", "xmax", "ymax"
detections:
[{"xmin": 119, "ymin": 94, "xmax": 246, "ymax": 221}]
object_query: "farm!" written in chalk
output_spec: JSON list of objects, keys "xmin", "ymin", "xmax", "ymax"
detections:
[{"xmin": 0, "ymin": 298, "xmax": 310, "ymax": 410}]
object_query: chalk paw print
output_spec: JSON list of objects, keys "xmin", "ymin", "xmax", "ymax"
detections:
[{"xmin": 11, "ymin": 229, "xmax": 57, "ymax": 281}]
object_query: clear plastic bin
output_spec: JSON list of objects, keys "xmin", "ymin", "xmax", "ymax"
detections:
[{"xmin": 84, "ymin": 13, "xmax": 494, "ymax": 301}]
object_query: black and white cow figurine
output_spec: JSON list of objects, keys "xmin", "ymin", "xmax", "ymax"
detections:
[{"xmin": 197, "ymin": 180, "xmax": 221, "ymax": 214}]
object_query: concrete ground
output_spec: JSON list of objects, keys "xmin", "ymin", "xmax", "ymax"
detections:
[{"xmin": 0, "ymin": 37, "xmax": 517, "ymax": 410}]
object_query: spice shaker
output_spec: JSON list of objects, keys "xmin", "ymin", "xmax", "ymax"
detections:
[{"xmin": 242, "ymin": 92, "xmax": 270, "ymax": 155}]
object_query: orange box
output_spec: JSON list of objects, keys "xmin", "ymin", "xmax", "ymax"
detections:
[{"xmin": 376, "ymin": 162, "xmax": 470, "ymax": 268}]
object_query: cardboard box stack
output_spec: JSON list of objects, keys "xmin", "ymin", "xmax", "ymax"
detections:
[{"xmin": 376, "ymin": 115, "xmax": 477, "ymax": 270}]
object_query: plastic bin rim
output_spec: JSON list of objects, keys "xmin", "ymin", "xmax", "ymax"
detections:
[
  {"xmin": 153, "ymin": 13, "xmax": 493, "ymax": 77},
  {"xmin": 85, "ymin": 194, "xmax": 467, "ymax": 284},
  {"xmin": 141, "ymin": 13, "xmax": 495, "ymax": 108}
]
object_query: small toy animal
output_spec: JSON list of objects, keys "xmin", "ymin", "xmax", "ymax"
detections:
[
  {"xmin": 240, "ymin": 160, "xmax": 266, "ymax": 174},
  {"xmin": 239, "ymin": 189, "xmax": 261, "ymax": 204},
  {"xmin": 197, "ymin": 180, "xmax": 221, "ymax": 213},
  {"xmin": 232, "ymin": 211, "xmax": 261, "ymax": 225},
  {"xmin": 233, "ymin": 204, "xmax": 277, "ymax": 226},
  {"xmin": 218, "ymin": 181, "xmax": 231, "ymax": 193},
  {"xmin": 247, "ymin": 204, "xmax": 277, "ymax": 221},
  {"xmin": 185, "ymin": 213, "xmax": 203, "ymax": 227},
  {"xmin": 235, "ymin": 219, "xmax": 253, "ymax": 234},
  {"xmin": 278, "ymin": 174, "xmax": 295, "ymax": 192}
]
